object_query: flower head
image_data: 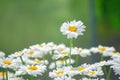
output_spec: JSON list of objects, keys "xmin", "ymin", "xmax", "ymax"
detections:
[{"xmin": 60, "ymin": 20, "xmax": 86, "ymax": 39}]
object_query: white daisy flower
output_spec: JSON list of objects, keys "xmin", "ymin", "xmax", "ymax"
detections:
[
  {"xmin": 22, "ymin": 48, "xmax": 42, "ymax": 58},
  {"xmin": 72, "ymin": 47, "xmax": 91, "ymax": 57},
  {"xmin": 60, "ymin": 20, "xmax": 86, "ymax": 39},
  {"xmin": 0, "ymin": 72, "xmax": 24, "ymax": 80},
  {"xmin": 85, "ymin": 67, "xmax": 104, "ymax": 77},
  {"xmin": 0, "ymin": 51, "xmax": 5, "ymax": 58},
  {"xmin": 0, "ymin": 57, "xmax": 21, "ymax": 69},
  {"xmin": 111, "ymin": 54, "xmax": 120, "ymax": 75},
  {"xmin": 49, "ymin": 59, "xmax": 74, "ymax": 69},
  {"xmin": 15, "ymin": 64, "xmax": 46, "ymax": 77},
  {"xmin": 49, "ymin": 67, "xmax": 68, "ymax": 78},
  {"xmin": 54, "ymin": 75, "xmax": 75, "ymax": 80},
  {"xmin": 52, "ymin": 47, "xmax": 69, "ymax": 59},
  {"xmin": 26, "ymin": 58, "xmax": 49, "ymax": 65},
  {"xmin": 75, "ymin": 63, "xmax": 90, "ymax": 75}
]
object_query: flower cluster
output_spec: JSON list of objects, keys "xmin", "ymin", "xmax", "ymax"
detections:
[{"xmin": 0, "ymin": 20, "xmax": 120, "ymax": 80}]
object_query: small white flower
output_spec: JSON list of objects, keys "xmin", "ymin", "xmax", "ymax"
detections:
[
  {"xmin": 72, "ymin": 47, "xmax": 91, "ymax": 57},
  {"xmin": 0, "ymin": 57, "xmax": 21, "ymax": 69},
  {"xmin": 85, "ymin": 67, "xmax": 104, "ymax": 77},
  {"xmin": 60, "ymin": 20, "xmax": 86, "ymax": 39},
  {"xmin": 15, "ymin": 64, "xmax": 46, "ymax": 77},
  {"xmin": 0, "ymin": 51, "xmax": 5, "ymax": 57},
  {"xmin": 54, "ymin": 75, "xmax": 74, "ymax": 80},
  {"xmin": 49, "ymin": 67, "xmax": 68, "ymax": 78},
  {"xmin": 52, "ymin": 47, "xmax": 69, "ymax": 59}
]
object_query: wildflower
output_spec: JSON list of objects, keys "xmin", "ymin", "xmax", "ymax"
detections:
[
  {"xmin": 52, "ymin": 47, "xmax": 69, "ymax": 59},
  {"xmin": 49, "ymin": 67, "xmax": 68, "ymax": 78},
  {"xmin": 72, "ymin": 47, "xmax": 91, "ymax": 57},
  {"xmin": 54, "ymin": 75, "xmax": 75, "ymax": 80},
  {"xmin": 85, "ymin": 67, "xmax": 104, "ymax": 77},
  {"xmin": 0, "ymin": 57, "xmax": 20, "ymax": 69},
  {"xmin": 15, "ymin": 64, "xmax": 46, "ymax": 77},
  {"xmin": 60, "ymin": 20, "xmax": 86, "ymax": 39},
  {"xmin": 0, "ymin": 51, "xmax": 5, "ymax": 58}
]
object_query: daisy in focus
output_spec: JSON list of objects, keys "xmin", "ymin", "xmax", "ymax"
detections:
[{"xmin": 60, "ymin": 20, "xmax": 86, "ymax": 39}]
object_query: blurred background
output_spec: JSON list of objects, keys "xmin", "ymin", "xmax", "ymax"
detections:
[
  {"xmin": 0, "ymin": 0, "xmax": 120, "ymax": 79},
  {"xmin": 0, "ymin": 0, "xmax": 120, "ymax": 53}
]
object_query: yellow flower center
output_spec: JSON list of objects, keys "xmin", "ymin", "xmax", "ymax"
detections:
[
  {"xmin": 77, "ymin": 67, "xmax": 85, "ymax": 71},
  {"xmin": 60, "ymin": 50, "xmax": 69, "ymax": 55},
  {"xmin": 0, "ymin": 72, "xmax": 6, "ymax": 77},
  {"xmin": 33, "ymin": 59, "xmax": 41, "ymax": 63},
  {"xmin": 58, "ymin": 59, "xmax": 65, "ymax": 63},
  {"xmin": 112, "ymin": 51, "xmax": 118, "ymax": 54},
  {"xmin": 98, "ymin": 47, "xmax": 106, "ymax": 51},
  {"xmin": 39, "ymin": 44, "xmax": 43, "ymax": 48},
  {"xmin": 56, "ymin": 70, "xmax": 64, "ymax": 76},
  {"xmin": 70, "ymin": 68, "xmax": 74, "ymax": 71},
  {"xmin": 27, "ymin": 51, "xmax": 34, "ymax": 55},
  {"xmin": 28, "ymin": 65, "xmax": 38, "ymax": 70},
  {"xmin": 77, "ymin": 49, "xmax": 83, "ymax": 53},
  {"xmin": 68, "ymin": 26, "xmax": 77, "ymax": 32},
  {"xmin": 88, "ymin": 71, "xmax": 96, "ymax": 75},
  {"xmin": 3, "ymin": 60, "xmax": 12, "ymax": 65}
]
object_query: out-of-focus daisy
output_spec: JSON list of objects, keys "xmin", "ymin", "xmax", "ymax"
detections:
[
  {"xmin": 49, "ymin": 67, "xmax": 68, "ymax": 78},
  {"xmin": 85, "ymin": 67, "xmax": 104, "ymax": 77},
  {"xmin": 8, "ymin": 51, "xmax": 23, "ymax": 58},
  {"xmin": 90, "ymin": 45, "xmax": 115, "ymax": 57},
  {"xmin": 72, "ymin": 47, "xmax": 91, "ymax": 57},
  {"xmin": 0, "ymin": 51, "xmax": 5, "ymax": 58},
  {"xmin": 60, "ymin": 20, "xmax": 86, "ymax": 39},
  {"xmin": 0, "ymin": 57, "xmax": 20, "ymax": 69},
  {"xmin": 15, "ymin": 64, "xmax": 46, "ymax": 77},
  {"xmin": 75, "ymin": 63, "xmax": 90, "ymax": 75},
  {"xmin": 111, "ymin": 54, "xmax": 120, "ymax": 75},
  {"xmin": 26, "ymin": 58, "xmax": 49, "ymax": 65},
  {"xmin": 52, "ymin": 47, "xmax": 69, "ymax": 59},
  {"xmin": 0, "ymin": 72, "xmax": 24, "ymax": 80},
  {"xmin": 54, "ymin": 75, "xmax": 75, "ymax": 80},
  {"xmin": 49, "ymin": 59, "xmax": 74, "ymax": 69},
  {"xmin": 22, "ymin": 48, "xmax": 42, "ymax": 58}
]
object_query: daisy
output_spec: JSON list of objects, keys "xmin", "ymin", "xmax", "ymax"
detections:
[
  {"xmin": 72, "ymin": 47, "xmax": 91, "ymax": 57},
  {"xmin": 60, "ymin": 20, "xmax": 86, "ymax": 39},
  {"xmin": 85, "ymin": 67, "xmax": 104, "ymax": 77},
  {"xmin": 49, "ymin": 67, "xmax": 68, "ymax": 78},
  {"xmin": 0, "ymin": 57, "xmax": 21, "ymax": 69},
  {"xmin": 0, "ymin": 51, "xmax": 5, "ymax": 58},
  {"xmin": 54, "ymin": 75, "xmax": 75, "ymax": 80},
  {"xmin": 15, "ymin": 64, "xmax": 46, "ymax": 77}
]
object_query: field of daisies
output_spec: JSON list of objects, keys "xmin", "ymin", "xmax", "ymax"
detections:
[{"xmin": 0, "ymin": 20, "xmax": 120, "ymax": 80}]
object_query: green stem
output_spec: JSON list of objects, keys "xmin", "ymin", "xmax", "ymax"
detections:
[
  {"xmin": 106, "ymin": 67, "xmax": 112, "ymax": 80},
  {"xmin": 5, "ymin": 69, "xmax": 8, "ymax": 80},
  {"xmin": 20, "ymin": 56, "xmax": 25, "ymax": 65},
  {"xmin": 42, "ymin": 53, "xmax": 45, "ymax": 65},
  {"xmin": 54, "ymin": 60, "xmax": 57, "ymax": 69},
  {"xmin": 69, "ymin": 38, "xmax": 73, "ymax": 65},
  {"xmin": 100, "ymin": 54, "xmax": 107, "ymax": 79},
  {"xmin": 75, "ymin": 55, "xmax": 79, "ymax": 66}
]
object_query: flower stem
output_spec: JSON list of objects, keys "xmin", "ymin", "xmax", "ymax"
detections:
[
  {"xmin": 75, "ymin": 55, "xmax": 79, "ymax": 66},
  {"xmin": 100, "ymin": 54, "xmax": 107, "ymax": 79},
  {"xmin": 42, "ymin": 53, "xmax": 45, "ymax": 65},
  {"xmin": 69, "ymin": 38, "xmax": 73, "ymax": 65},
  {"xmin": 20, "ymin": 56, "xmax": 25, "ymax": 65},
  {"xmin": 5, "ymin": 69, "xmax": 8, "ymax": 80},
  {"xmin": 106, "ymin": 67, "xmax": 112, "ymax": 80}
]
